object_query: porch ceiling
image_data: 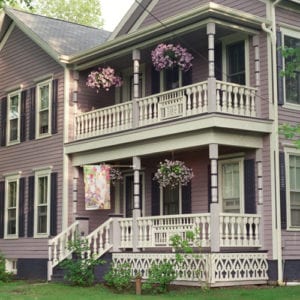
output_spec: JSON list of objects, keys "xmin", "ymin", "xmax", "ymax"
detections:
[{"xmin": 66, "ymin": 114, "xmax": 272, "ymax": 166}]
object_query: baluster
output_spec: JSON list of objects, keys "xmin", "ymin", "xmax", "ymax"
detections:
[
  {"xmin": 203, "ymin": 83, "xmax": 208, "ymax": 112},
  {"xmin": 244, "ymin": 89, "xmax": 250, "ymax": 116},
  {"xmin": 105, "ymin": 225, "xmax": 110, "ymax": 248},
  {"xmin": 186, "ymin": 88, "xmax": 191, "ymax": 115},
  {"xmin": 239, "ymin": 88, "xmax": 245, "ymax": 116},
  {"xmin": 254, "ymin": 217, "xmax": 260, "ymax": 246},
  {"xmin": 139, "ymin": 101, "xmax": 144, "ymax": 126},
  {"xmin": 225, "ymin": 216, "xmax": 230, "ymax": 246},
  {"xmin": 197, "ymin": 85, "xmax": 203, "ymax": 113},
  {"xmin": 251, "ymin": 90, "xmax": 256, "ymax": 117},
  {"xmin": 222, "ymin": 84, "xmax": 228, "ymax": 113},
  {"xmin": 53, "ymin": 241, "xmax": 58, "ymax": 264},
  {"xmin": 216, "ymin": 82, "xmax": 221, "ymax": 112},
  {"xmin": 153, "ymin": 97, "xmax": 158, "ymax": 122},
  {"xmin": 233, "ymin": 86, "xmax": 239, "ymax": 114},
  {"xmin": 236, "ymin": 216, "xmax": 242, "ymax": 247},
  {"xmin": 149, "ymin": 98, "xmax": 154, "ymax": 124},
  {"xmin": 248, "ymin": 217, "xmax": 254, "ymax": 247},
  {"xmin": 220, "ymin": 216, "xmax": 224, "ymax": 247},
  {"xmin": 138, "ymin": 220, "xmax": 143, "ymax": 247}
]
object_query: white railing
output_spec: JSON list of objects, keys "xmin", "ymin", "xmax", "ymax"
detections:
[
  {"xmin": 75, "ymin": 101, "xmax": 133, "ymax": 139},
  {"xmin": 119, "ymin": 218, "xmax": 133, "ymax": 248},
  {"xmin": 216, "ymin": 81, "xmax": 257, "ymax": 117},
  {"xmin": 85, "ymin": 218, "xmax": 113, "ymax": 259},
  {"xmin": 219, "ymin": 213, "xmax": 261, "ymax": 247},
  {"xmin": 48, "ymin": 221, "xmax": 79, "ymax": 280},
  {"xmin": 137, "ymin": 213, "xmax": 211, "ymax": 248}
]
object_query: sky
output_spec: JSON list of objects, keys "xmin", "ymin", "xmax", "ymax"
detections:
[{"xmin": 101, "ymin": 0, "xmax": 135, "ymax": 31}]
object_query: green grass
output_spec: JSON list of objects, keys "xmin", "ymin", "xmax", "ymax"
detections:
[{"xmin": 0, "ymin": 281, "xmax": 300, "ymax": 300}]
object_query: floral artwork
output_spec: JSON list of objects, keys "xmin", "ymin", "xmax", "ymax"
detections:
[
  {"xmin": 153, "ymin": 159, "xmax": 193, "ymax": 188},
  {"xmin": 151, "ymin": 43, "xmax": 194, "ymax": 72},
  {"xmin": 86, "ymin": 66, "xmax": 123, "ymax": 92},
  {"xmin": 84, "ymin": 165, "xmax": 111, "ymax": 210}
]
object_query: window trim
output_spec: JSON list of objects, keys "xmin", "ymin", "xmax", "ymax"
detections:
[
  {"xmin": 218, "ymin": 157, "xmax": 245, "ymax": 213},
  {"xmin": 221, "ymin": 34, "xmax": 250, "ymax": 86},
  {"xmin": 36, "ymin": 79, "xmax": 52, "ymax": 139},
  {"xmin": 34, "ymin": 168, "xmax": 51, "ymax": 238},
  {"xmin": 7, "ymin": 90, "xmax": 21, "ymax": 146},
  {"xmin": 285, "ymin": 147, "xmax": 300, "ymax": 231},
  {"xmin": 281, "ymin": 27, "xmax": 300, "ymax": 109},
  {"xmin": 4, "ymin": 173, "xmax": 20, "ymax": 239},
  {"xmin": 159, "ymin": 185, "xmax": 182, "ymax": 216}
]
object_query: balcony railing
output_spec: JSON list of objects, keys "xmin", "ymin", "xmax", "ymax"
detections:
[{"xmin": 75, "ymin": 80, "xmax": 257, "ymax": 140}]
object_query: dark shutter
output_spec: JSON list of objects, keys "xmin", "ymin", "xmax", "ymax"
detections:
[
  {"xmin": 277, "ymin": 31, "xmax": 284, "ymax": 105},
  {"xmin": 50, "ymin": 172, "xmax": 57, "ymax": 236},
  {"xmin": 20, "ymin": 90, "xmax": 27, "ymax": 142},
  {"xmin": 151, "ymin": 174, "xmax": 160, "ymax": 215},
  {"xmin": 208, "ymin": 164, "xmax": 211, "ymax": 212},
  {"xmin": 244, "ymin": 159, "xmax": 256, "ymax": 214},
  {"xmin": 215, "ymin": 43, "xmax": 223, "ymax": 81},
  {"xmin": 182, "ymin": 182, "xmax": 192, "ymax": 214},
  {"xmin": 29, "ymin": 87, "xmax": 36, "ymax": 140},
  {"xmin": 0, "ymin": 181, "xmax": 4, "ymax": 238},
  {"xmin": 1, "ymin": 97, "xmax": 7, "ymax": 146},
  {"xmin": 51, "ymin": 79, "xmax": 58, "ymax": 134},
  {"xmin": 27, "ymin": 176, "xmax": 34, "ymax": 237},
  {"xmin": 151, "ymin": 67, "xmax": 160, "ymax": 94},
  {"xmin": 19, "ymin": 177, "xmax": 25, "ymax": 237},
  {"xmin": 279, "ymin": 152, "xmax": 287, "ymax": 229}
]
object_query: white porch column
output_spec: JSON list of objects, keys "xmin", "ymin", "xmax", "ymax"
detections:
[
  {"xmin": 253, "ymin": 35, "xmax": 261, "ymax": 117},
  {"xmin": 256, "ymin": 149, "xmax": 264, "ymax": 249},
  {"xmin": 207, "ymin": 23, "xmax": 217, "ymax": 113},
  {"xmin": 132, "ymin": 156, "xmax": 141, "ymax": 252},
  {"xmin": 209, "ymin": 143, "xmax": 220, "ymax": 252},
  {"xmin": 132, "ymin": 49, "xmax": 141, "ymax": 128}
]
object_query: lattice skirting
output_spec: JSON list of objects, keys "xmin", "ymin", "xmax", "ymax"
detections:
[{"xmin": 112, "ymin": 252, "xmax": 268, "ymax": 286}]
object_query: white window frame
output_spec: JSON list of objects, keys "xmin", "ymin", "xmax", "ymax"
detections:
[
  {"xmin": 7, "ymin": 90, "xmax": 21, "ymax": 145},
  {"xmin": 221, "ymin": 34, "xmax": 250, "ymax": 86},
  {"xmin": 4, "ymin": 174, "xmax": 20, "ymax": 239},
  {"xmin": 281, "ymin": 28, "xmax": 300, "ymax": 110},
  {"xmin": 34, "ymin": 168, "xmax": 51, "ymax": 238},
  {"xmin": 160, "ymin": 67, "xmax": 183, "ymax": 92},
  {"xmin": 218, "ymin": 157, "xmax": 245, "ymax": 213},
  {"xmin": 36, "ymin": 80, "xmax": 52, "ymax": 138},
  {"xmin": 285, "ymin": 147, "xmax": 300, "ymax": 230},
  {"xmin": 159, "ymin": 185, "xmax": 182, "ymax": 216}
]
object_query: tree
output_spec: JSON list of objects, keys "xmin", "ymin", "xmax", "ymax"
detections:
[
  {"xmin": 28, "ymin": 0, "xmax": 103, "ymax": 28},
  {"xmin": 0, "ymin": 0, "xmax": 32, "ymax": 9}
]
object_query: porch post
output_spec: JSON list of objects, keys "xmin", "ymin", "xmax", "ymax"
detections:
[
  {"xmin": 209, "ymin": 143, "xmax": 220, "ymax": 252},
  {"xmin": 256, "ymin": 149, "xmax": 264, "ymax": 249},
  {"xmin": 207, "ymin": 23, "xmax": 217, "ymax": 113},
  {"xmin": 132, "ymin": 156, "xmax": 141, "ymax": 252},
  {"xmin": 132, "ymin": 49, "xmax": 141, "ymax": 128}
]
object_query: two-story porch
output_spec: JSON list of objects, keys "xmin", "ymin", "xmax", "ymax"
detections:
[{"xmin": 59, "ymin": 4, "xmax": 273, "ymax": 286}]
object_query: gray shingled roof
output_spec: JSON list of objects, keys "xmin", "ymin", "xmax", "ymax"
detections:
[{"xmin": 6, "ymin": 7, "xmax": 111, "ymax": 56}]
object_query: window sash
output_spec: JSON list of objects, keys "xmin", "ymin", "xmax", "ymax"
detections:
[
  {"xmin": 7, "ymin": 92, "xmax": 20, "ymax": 143},
  {"xmin": 289, "ymin": 155, "xmax": 300, "ymax": 227},
  {"xmin": 5, "ymin": 178, "xmax": 19, "ymax": 237},
  {"xmin": 37, "ymin": 81, "xmax": 51, "ymax": 137}
]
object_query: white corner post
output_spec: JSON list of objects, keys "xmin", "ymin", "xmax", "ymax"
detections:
[
  {"xmin": 256, "ymin": 149, "xmax": 264, "ymax": 249},
  {"xmin": 207, "ymin": 23, "xmax": 217, "ymax": 113},
  {"xmin": 132, "ymin": 156, "xmax": 141, "ymax": 252},
  {"xmin": 132, "ymin": 49, "xmax": 141, "ymax": 128},
  {"xmin": 209, "ymin": 143, "xmax": 220, "ymax": 252}
]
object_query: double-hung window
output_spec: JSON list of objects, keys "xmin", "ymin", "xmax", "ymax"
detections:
[
  {"xmin": 282, "ymin": 31, "xmax": 300, "ymax": 105},
  {"xmin": 7, "ymin": 91, "xmax": 21, "ymax": 145},
  {"xmin": 4, "ymin": 175, "xmax": 19, "ymax": 238},
  {"xmin": 34, "ymin": 169, "xmax": 51, "ymax": 237},
  {"xmin": 36, "ymin": 80, "xmax": 52, "ymax": 138},
  {"xmin": 161, "ymin": 185, "xmax": 181, "ymax": 215},
  {"xmin": 287, "ymin": 153, "xmax": 300, "ymax": 228}
]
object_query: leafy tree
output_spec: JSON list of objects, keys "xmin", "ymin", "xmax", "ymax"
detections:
[
  {"xmin": 29, "ymin": 0, "xmax": 103, "ymax": 28},
  {"xmin": 0, "ymin": 0, "xmax": 32, "ymax": 9}
]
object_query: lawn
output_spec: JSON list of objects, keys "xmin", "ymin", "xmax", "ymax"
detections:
[{"xmin": 0, "ymin": 281, "xmax": 300, "ymax": 300}]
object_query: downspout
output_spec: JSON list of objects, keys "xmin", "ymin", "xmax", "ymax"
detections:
[{"xmin": 261, "ymin": 0, "xmax": 283, "ymax": 285}]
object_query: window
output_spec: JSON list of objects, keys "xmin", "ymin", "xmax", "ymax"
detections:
[
  {"xmin": 36, "ymin": 80, "xmax": 52, "ymax": 137},
  {"xmin": 283, "ymin": 35, "xmax": 300, "ymax": 105},
  {"xmin": 34, "ymin": 169, "xmax": 51, "ymax": 237},
  {"xmin": 7, "ymin": 91, "xmax": 21, "ymax": 144},
  {"xmin": 161, "ymin": 185, "xmax": 181, "ymax": 215},
  {"xmin": 219, "ymin": 158, "xmax": 244, "ymax": 213},
  {"xmin": 287, "ymin": 154, "xmax": 300, "ymax": 227},
  {"xmin": 4, "ymin": 175, "xmax": 19, "ymax": 238}
]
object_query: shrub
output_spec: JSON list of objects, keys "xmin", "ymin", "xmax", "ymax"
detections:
[
  {"xmin": 59, "ymin": 236, "xmax": 105, "ymax": 287},
  {"xmin": 0, "ymin": 252, "xmax": 13, "ymax": 282},
  {"xmin": 142, "ymin": 261, "xmax": 176, "ymax": 294},
  {"xmin": 104, "ymin": 262, "xmax": 133, "ymax": 292}
]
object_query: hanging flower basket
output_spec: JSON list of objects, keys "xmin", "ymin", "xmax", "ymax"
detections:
[
  {"xmin": 86, "ymin": 66, "xmax": 123, "ymax": 92},
  {"xmin": 110, "ymin": 168, "xmax": 123, "ymax": 185},
  {"xmin": 151, "ymin": 43, "xmax": 194, "ymax": 72},
  {"xmin": 153, "ymin": 159, "xmax": 193, "ymax": 189}
]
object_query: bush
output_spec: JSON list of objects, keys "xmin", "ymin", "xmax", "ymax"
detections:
[
  {"xmin": 0, "ymin": 252, "xmax": 13, "ymax": 282},
  {"xmin": 59, "ymin": 236, "xmax": 105, "ymax": 287},
  {"xmin": 104, "ymin": 262, "xmax": 133, "ymax": 292},
  {"xmin": 142, "ymin": 261, "xmax": 176, "ymax": 294}
]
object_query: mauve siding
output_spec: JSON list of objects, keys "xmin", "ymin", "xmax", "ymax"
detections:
[
  {"xmin": 0, "ymin": 26, "xmax": 64, "ymax": 259},
  {"xmin": 276, "ymin": 5, "xmax": 300, "ymax": 259},
  {"xmin": 139, "ymin": 0, "xmax": 266, "ymax": 29}
]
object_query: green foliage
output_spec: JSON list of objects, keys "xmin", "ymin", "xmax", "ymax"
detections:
[
  {"xmin": 142, "ymin": 261, "xmax": 176, "ymax": 294},
  {"xmin": 104, "ymin": 262, "xmax": 133, "ymax": 292},
  {"xmin": 0, "ymin": 0, "xmax": 32, "ymax": 9},
  {"xmin": 59, "ymin": 236, "xmax": 104, "ymax": 287},
  {"xmin": 279, "ymin": 123, "xmax": 300, "ymax": 148},
  {"xmin": 280, "ymin": 46, "xmax": 300, "ymax": 79},
  {"xmin": 0, "ymin": 253, "xmax": 13, "ymax": 283}
]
